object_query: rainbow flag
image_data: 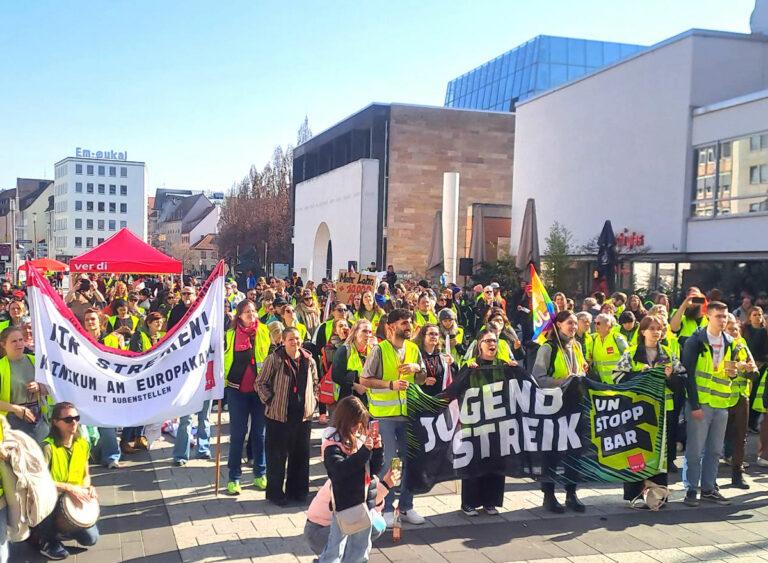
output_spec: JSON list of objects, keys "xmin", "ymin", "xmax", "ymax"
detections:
[{"xmin": 530, "ymin": 264, "xmax": 556, "ymax": 343}]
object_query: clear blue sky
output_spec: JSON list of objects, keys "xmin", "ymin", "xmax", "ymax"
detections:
[{"xmin": 0, "ymin": 0, "xmax": 756, "ymax": 194}]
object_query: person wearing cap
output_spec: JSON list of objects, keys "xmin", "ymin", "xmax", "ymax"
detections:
[
  {"xmin": 670, "ymin": 288, "xmax": 709, "ymax": 348},
  {"xmin": 437, "ymin": 308, "xmax": 466, "ymax": 366},
  {"xmin": 167, "ymin": 286, "xmax": 196, "ymax": 331},
  {"xmin": 359, "ymin": 308, "xmax": 427, "ymax": 527}
]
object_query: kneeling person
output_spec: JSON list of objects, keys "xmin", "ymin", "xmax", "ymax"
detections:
[{"xmin": 37, "ymin": 402, "xmax": 100, "ymax": 560}]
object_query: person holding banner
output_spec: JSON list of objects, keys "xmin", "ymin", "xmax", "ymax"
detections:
[
  {"xmin": 256, "ymin": 326, "xmax": 319, "ymax": 506},
  {"xmin": 359, "ymin": 308, "xmax": 427, "ymax": 527},
  {"xmin": 0, "ymin": 326, "xmax": 48, "ymax": 442},
  {"xmin": 532, "ymin": 311, "xmax": 587, "ymax": 513},
  {"xmin": 414, "ymin": 323, "xmax": 456, "ymax": 397},
  {"xmin": 36, "ymin": 402, "xmax": 100, "ymax": 561},
  {"xmin": 613, "ymin": 315, "xmax": 684, "ymax": 504},
  {"xmin": 440, "ymin": 328, "xmax": 507, "ymax": 516},
  {"xmin": 223, "ymin": 299, "xmax": 271, "ymax": 494}
]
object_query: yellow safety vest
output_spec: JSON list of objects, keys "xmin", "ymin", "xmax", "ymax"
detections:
[
  {"xmin": 0, "ymin": 354, "xmax": 36, "ymax": 416},
  {"xmin": 626, "ymin": 344, "xmax": 675, "ymax": 411},
  {"xmin": 728, "ymin": 337, "xmax": 752, "ymax": 407},
  {"xmin": 754, "ymin": 368, "xmax": 768, "ymax": 413},
  {"xmin": 108, "ymin": 315, "xmax": 139, "ymax": 332},
  {"xmin": 367, "ymin": 340, "xmax": 420, "ymax": 418},
  {"xmin": 542, "ymin": 341, "xmax": 586, "ymax": 379},
  {"xmin": 694, "ymin": 337, "xmax": 733, "ymax": 409},
  {"xmin": 334, "ymin": 344, "xmax": 368, "ymax": 401},
  {"xmin": 138, "ymin": 331, "xmax": 166, "ymax": 352},
  {"xmin": 353, "ymin": 310, "xmax": 382, "ymax": 331},
  {"xmin": 43, "ymin": 436, "xmax": 89, "ymax": 486},
  {"xmin": 414, "ymin": 310, "xmax": 437, "ymax": 329},
  {"xmin": 678, "ymin": 315, "xmax": 708, "ymax": 339},
  {"xmin": 590, "ymin": 332, "xmax": 626, "ymax": 383},
  {"xmin": 223, "ymin": 324, "xmax": 271, "ymax": 386}
]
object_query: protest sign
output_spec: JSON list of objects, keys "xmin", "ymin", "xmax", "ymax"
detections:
[
  {"xmin": 27, "ymin": 262, "xmax": 226, "ymax": 427},
  {"xmin": 334, "ymin": 271, "xmax": 378, "ymax": 305},
  {"xmin": 406, "ymin": 366, "xmax": 667, "ymax": 493}
]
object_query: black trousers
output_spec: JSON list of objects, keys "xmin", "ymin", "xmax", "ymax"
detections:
[
  {"xmin": 265, "ymin": 418, "xmax": 312, "ymax": 502},
  {"xmin": 462, "ymin": 473, "xmax": 505, "ymax": 508}
]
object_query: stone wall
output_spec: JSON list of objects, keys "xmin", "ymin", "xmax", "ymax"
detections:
[{"xmin": 386, "ymin": 104, "xmax": 515, "ymax": 277}]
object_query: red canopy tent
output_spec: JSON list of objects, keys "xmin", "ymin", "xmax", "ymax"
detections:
[
  {"xmin": 68, "ymin": 228, "xmax": 182, "ymax": 274},
  {"xmin": 19, "ymin": 257, "xmax": 68, "ymax": 272}
]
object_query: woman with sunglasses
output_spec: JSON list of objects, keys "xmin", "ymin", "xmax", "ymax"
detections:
[
  {"xmin": 295, "ymin": 288, "xmax": 322, "ymax": 336},
  {"xmin": 313, "ymin": 303, "xmax": 349, "ymax": 352},
  {"xmin": 414, "ymin": 323, "xmax": 456, "ymax": 396},
  {"xmin": 0, "ymin": 326, "xmax": 48, "ymax": 442},
  {"xmin": 332, "ymin": 320, "xmax": 373, "ymax": 404},
  {"xmin": 280, "ymin": 305, "xmax": 309, "ymax": 342},
  {"xmin": 440, "ymin": 329, "xmax": 507, "ymax": 516},
  {"xmin": 36, "ymin": 402, "xmax": 100, "ymax": 560}
]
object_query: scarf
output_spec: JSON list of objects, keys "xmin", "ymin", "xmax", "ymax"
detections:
[{"xmin": 235, "ymin": 321, "xmax": 258, "ymax": 352}]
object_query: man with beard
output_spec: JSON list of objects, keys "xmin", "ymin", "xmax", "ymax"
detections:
[
  {"xmin": 670, "ymin": 287, "xmax": 709, "ymax": 348},
  {"xmin": 359, "ymin": 309, "xmax": 427, "ymax": 527}
]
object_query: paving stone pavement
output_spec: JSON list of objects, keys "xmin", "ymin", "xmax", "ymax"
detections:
[{"xmin": 13, "ymin": 411, "xmax": 768, "ymax": 562}]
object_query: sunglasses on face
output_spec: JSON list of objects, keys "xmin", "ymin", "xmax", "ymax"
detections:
[
  {"xmin": 58, "ymin": 415, "xmax": 80, "ymax": 424},
  {"xmin": 480, "ymin": 338, "xmax": 498, "ymax": 344},
  {"xmin": 336, "ymin": 308, "xmax": 347, "ymax": 312},
  {"xmin": 181, "ymin": 292, "xmax": 192, "ymax": 296}
]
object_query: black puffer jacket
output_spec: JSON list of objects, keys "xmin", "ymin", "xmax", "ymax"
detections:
[{"xmin": 322, "ymin": 428, "xmax": 383, "ymax": 512}]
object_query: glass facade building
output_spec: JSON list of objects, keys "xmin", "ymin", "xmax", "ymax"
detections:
[{"xmin": 444, "ymin": 35, "xmax": 645, "ymax": 112}]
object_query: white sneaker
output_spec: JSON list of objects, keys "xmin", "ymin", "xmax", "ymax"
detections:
[
  {"xmin": 757, "ymin": 457, "xmax": 768, "ymax": 467},
  {"xmin": 382, "ymin": 511, "xmax": 395, "ymax": 528},
  {"xmin": 401, "ymin": 509, "xmax": 425, "ymax": 525},
  {"xmin": 107, "ymin": 460, "xmax": 120, "ymax": 469}
]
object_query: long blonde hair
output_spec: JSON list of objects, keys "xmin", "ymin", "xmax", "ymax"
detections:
[{"xmin": 344, "ymin": 319, "xmax": 372, "ymax": 348}]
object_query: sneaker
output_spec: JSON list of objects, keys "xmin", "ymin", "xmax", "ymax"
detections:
[
  {"xmin": 484, "ymin": 506, "xmax": 499, "ymax": 516},
  {"xmin": 683, "ymin": 490, "xmax": 699, "ymax": 507},
  {"xmin": 253, "ymin": 475, "xmax": 267, "ymax": 490},
  {"xmin": 227, "ymin": 481, "xmax": 242, "ymax": 495},
  {"xmin": 701, "ymin": 490, "xmax": 731, "ymax": 505},
  {"xmin": 196, "ymin": 452, "xmax": 212, "ymax": 460},
  {"xmin": 382, "ymin": 511, "xmax": 395, "ymax": 528},
  {"xmin": 401, "ymin": 509, "xmax": 425, "ymax": 525},
  {"xmin": 461, "ymin": 505, "xmax": 478, "ymax": 516},
  {"xmin": 107, "ymin": 460, "xmax": 120, "ymax": 469},
  {"xmin": 39, "ymin": 541, "xmax": 69, "ymax": 560},
  {"xmin": 757, "ymin": 457, "xmax": 768, "ymax": 468},
  {"xmin": 173, "ymin": 459, "xmax": 187, "ymax": 467}
]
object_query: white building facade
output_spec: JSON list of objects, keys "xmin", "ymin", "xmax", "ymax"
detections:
[
  {"xmin": 511, "ymin": 29, "xmax": 768, "ymax": 291},
  {"xmin": 52, "ymin": 149, "xmax": 147, "ymax": 259}
]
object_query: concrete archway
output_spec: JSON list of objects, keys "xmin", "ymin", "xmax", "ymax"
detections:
[{"xmin": 312, "ymin": 222, "xmax": 332, "ymax": 281}]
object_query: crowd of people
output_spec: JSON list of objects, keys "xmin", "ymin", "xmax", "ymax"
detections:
[{"xmin": 0, "ymin": 267, "xmax": 767, "ymax": 562}]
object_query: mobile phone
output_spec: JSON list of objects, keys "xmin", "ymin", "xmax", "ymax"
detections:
[
  {"xmin": 691, "ymin": 296, "xmax": 706, "ymax": 305},
  {"xmin": 369, "ymin": 420, "xmax": 379, "ymax": 439},
  {"xmin": 390, "ymin": 457, "xmax": 402, "ymax": 473}
]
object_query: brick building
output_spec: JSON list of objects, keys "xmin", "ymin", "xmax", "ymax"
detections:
[{"xmin": 292, "ymin": 103, "xmax": 515, "ymax": 281}]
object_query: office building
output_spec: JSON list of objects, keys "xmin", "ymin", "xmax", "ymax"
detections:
[
  {"xmin": 445, "ymin": 35, "xmax": 645, "ymax": 112},
  {"xmin": 52, "ymin": 149, "xmax": 146, "ymax": 260}
]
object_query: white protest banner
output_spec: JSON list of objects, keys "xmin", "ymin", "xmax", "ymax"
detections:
[{"xmin": 27, "ymin": 261, "xmax": 226, "ymax": 427}]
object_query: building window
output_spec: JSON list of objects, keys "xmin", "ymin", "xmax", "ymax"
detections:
[
  {"xmin": 109, "ymin": 220, "xmax": 116, "ymax": 230},
  {"xmin": 98, "ymin": 238, "xmax": 104, "ymax": 244},
  {"xmin": 98, "ymin": 184, "xmax": 105, "ymax": 194},
  {"xmin": 120, "ymin": 167, "xmax": 127, "ymax": 177},
  {"xmin": 75, "ymin": 164, "xmax": 83, "ymax": 174},
  {"xmin": 693, "ymin": 133, "xmax": 768, "ymax": 218},
  {"xmin": 75, "ymin": 200, "xmax": 82, "ymax": 211},
  {"xmin": 120, "ymin": 220, "xmax": 127, "ymax": 228},
  {"xmin": 201, "ymin": 251, "xmax": 207, "ymax": 259},
  {"xmin": 86, "ymin": 183, "xmax": 94, "ymax": 194},
  {"xmin": 86, "ymin": 201, "xmax": 94, "ymax": 212},
  {"xmin": 75, "ymin": 182, "xmax": 83, "ymax": 193},
  {"xmin": 86, "ymin": 165, "xmax": 94, "ymax": 175},
  {"xmin": 75, "ymin": 219, "xmax": 82, "ymax": 229},
  {"xmin": 109, "ymin": 166, "xmax": 116, "ymax": 177},
  {"xmin": 120, "ymin": 185, "xmax": 127, "ymax": 196},
  {"xmin": 109, "ymin": 202, "xmax": 116, "ymax": 213},
  {"xmin": 109, "ymin": 184, "xmax": 116, "ymax": 195},
  {"xmin": 98, "ymin": 165, "xmax": 105, "ymax": 176},
  {"xmin": 87, "ymin": 219, "xmax": 94, "ymax": 229},
  {"xmin": 97, "ymin": 219, "xmax": 105, "ymax": 230},
  {"xmin": 86, "ymin": 237, "xmax": 93, "ymax": 247},
  {"xmin": 98, "ymin": 202, "xmax": 105, "ymax": 212},
  {"xmin": 120, "ymin": 203, "xmax": 127, "ymax": 213},
  {"xmin": 75, "ymin": 237, "xmax": 82, "ymax": 247}
]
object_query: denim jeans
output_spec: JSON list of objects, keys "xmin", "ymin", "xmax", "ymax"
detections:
[
  {"xmin": 0, "ymin": 505, "xmax": 7, "ymax": 563},
  {"xmin": 683, "ymin": 403, "xmax": 729, "ymax": 492},
  {"xmin": 97, "ymin": 427, "xmax": 120, "ymax": 465},
  {"xmin": 318, "ymin": 509, "xmax": 373, "ymax": 563},
  {"xmin": 377, "ymin": 418, "xmax": 413, "ymax": 512},
  {"xmin": 37, "ymin": 498, "xmax": 99, "ymax": 547},
  {"xmin": 226, "ymin": 388, "xmax": 266, "ymax": 482},
  {"xmin": 173, "ymin": 400, "xmax": 211, "ymax": 461}
]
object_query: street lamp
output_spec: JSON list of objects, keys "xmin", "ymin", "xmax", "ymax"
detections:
[{"xmin": 32, "ymin": 212, "xmax": 37, "ymax": 259}]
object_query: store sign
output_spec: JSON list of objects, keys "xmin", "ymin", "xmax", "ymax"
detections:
[
  {"xmin": 616, "ymin": 228, "xmax": 645, "ymax": 250},
  {"xmin": 75, "ymin": 147, "xmax": 127, "ymax": 161}
]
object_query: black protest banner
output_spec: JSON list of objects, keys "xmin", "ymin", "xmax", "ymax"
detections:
[{"xmin": 405, "ymin": 365, "xmax": 667, "ymax": 493}]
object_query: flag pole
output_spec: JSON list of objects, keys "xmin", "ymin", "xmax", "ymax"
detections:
[{"xmin": 214, "ymin": 398, "xmax": 223, "ymax": 497}]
